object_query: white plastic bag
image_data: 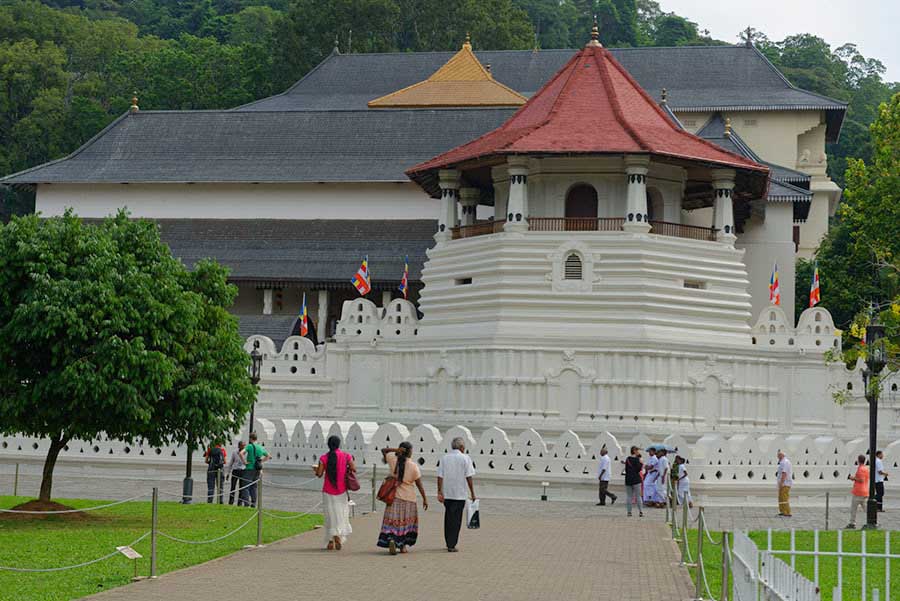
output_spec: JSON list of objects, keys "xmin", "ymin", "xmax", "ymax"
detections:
[{"xmin": 466, "ymin": 499, "xmax": 480, "ymax": 529}]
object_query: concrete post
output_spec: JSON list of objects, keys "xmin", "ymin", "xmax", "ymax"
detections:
[
  {"xmin": 381, "ymin": 290, "xmax": 392, "ymax": 308},
  {"xmin": 624, "ymin": 155, "xmax": 651, "ymax": 233},
  {"xmin": 504, "ymin": 157, "xmax": 529, "ymax": 233},
  {"xmin": 436, "ymin": 169, "xmax": 460, "ymax": 241},
  {"xmin": 712, "ymin": 168, "xmax": 737, "ymax": 245},
  {"xmin": 262, "ymin": 289, "xmax": 273, "ymax": 315}
]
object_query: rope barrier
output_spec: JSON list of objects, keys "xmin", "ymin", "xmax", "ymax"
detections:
[
  {"xmin": 0, "ymin": 530, "xmax": 151, "ymax": 572},
  {"xmin": 157, "ymin": 477, "xmax": 260, "ymax": 499},
  {"xmin": 157, "ymin": 511, "xmax": 259, "ymax": 545},
  {"xmin": 261, "ymin": 500, "xmax": 323, "ymax": 520},
  {"xmin": 260, "ymin": 476, "xmax": 319, "ymax": 490},
  {"xmin": 0, "ymin": 493, "xmax": 146, "ymax": 514}
]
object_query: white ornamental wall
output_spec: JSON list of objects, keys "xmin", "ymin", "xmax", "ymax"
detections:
[
  {"xmin": 241, "ymin": 301, "xmax": 900, "ymax": 439},
  {"xmin": 5, "ymin": 419, "xmax": 900, "ymax": 500}
]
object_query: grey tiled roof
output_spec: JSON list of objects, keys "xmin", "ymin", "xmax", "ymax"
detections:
[
  {"xmin": 156, "ymin": 219, "xmax": 435, "ymax": 283},
  {"xmin": 239, "ymin": 45, "xmax": 845, "ymax": 139},
  {"xmin": 2, "ymin": 109, "xmax": 512, "ymax": 184},
  {"xmin": 237, "ymin": 315, "xmax": 298, "ymax": 349}
]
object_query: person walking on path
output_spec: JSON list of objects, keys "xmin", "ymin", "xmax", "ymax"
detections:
[
  {"xmin": 643, "ymin": 448, "xmax": 658, "ymax": 507},
  {"xmin": 436, "ymin": 437, "xmax": 476, "ymax": 552},
  {"xmin": 875, "ymin": 450, "xmax": 888, "ymax": 512},
  {"xmin": 847, "ymin": 454, "xmax": 870, "ymax": 529},
  {"xmin": 204, "ymin": 441, "xmax": 227, "ymax": 504},
  {"xmin": 654, "ymin": 449, "xmax": 670, "ymax": 507},
  {"xmin": 315, "ymin": 435, "xmax": 356, "ymax": 550},
  {"xmin": 776, "ymin": 451, "xmax": 793, "ymax": 517},
  {"xmin": 674, "ymin": 455, "xmax": 693, "ymax": 508},
  {"xmin": 624, "ymin": 446, "xmax": 643, "ymax": 517},
  {"xmin": 226, "ymin": 440, "xmax": 248, "ymax": 506},
  {"xmin": 596, "ymin": 447, "xmax": 617, "ymax": 506},
  {"xmin": 241, "ymin": 432, "xmax": 270, "ymax": 508},
  {"xmin": 378, "ymin": 442, "xmax": 428, "ymax": 555}
]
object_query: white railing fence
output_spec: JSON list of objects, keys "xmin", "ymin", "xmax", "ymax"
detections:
[
  {"xmin": 763, "ymin": 529, "xmax": 897, "ymax": 601},
  {"xmin": 731, "ymin": 529, "xmax": 820, "ymax": 601}
]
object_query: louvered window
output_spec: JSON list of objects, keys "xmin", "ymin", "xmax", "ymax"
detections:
[{"xmin": 564, "ymin": 253, "xmax": 582, "ymax": 280}]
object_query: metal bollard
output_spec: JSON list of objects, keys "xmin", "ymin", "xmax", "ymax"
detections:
[
  {"xmin": 825, "ymin": 491, "xmax": 830, "ymax": 531},
  {"xmin": 13, "ymin": 463, "xmax": 19, "ymax": 497},
  {"xmin": 695, "ymin": 507, "xmax": 705, "ymax": 601},
  {"xmin": 720, "ymin": 531, "xmax": 729, "ymax": 601},
  {"xmin": 150, "ymin": 487, "xmax": 158, "ymax": 578},
  {"xmin": 371, "ymin": 463, "xmax": 377, "ymax": 513},
  {"xmin": 256, "ymin": 478, "xmax": 263, "ymax": 547}
]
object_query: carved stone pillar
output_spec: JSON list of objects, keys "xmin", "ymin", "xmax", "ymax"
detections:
[
  {"xmin": 459, "ymin": 187, "xmax": 480, "ymax": 227},
  {"xmin": 712, "ymin": 168, "xmax": 737, "ymax": 245},
  {"xmin": 624, "ymin": 155, "xmax": 651, "ymax": 233},
  {"xmin": 504, "ymin": 156, "xmax": 529, "ymax": 233},
  {"xmin": 436, "ymin": 169, "xmax": 460, "ymax": 241}
]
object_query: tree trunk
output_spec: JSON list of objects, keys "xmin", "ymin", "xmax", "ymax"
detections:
[{"xmin": 39, "ymin": 436, "xmax": 68, "ymax": 502}]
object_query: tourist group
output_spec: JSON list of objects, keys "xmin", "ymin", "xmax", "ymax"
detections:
[{"xmin": 596, "ymin": 445, "xmax": 691, "ymax": 516}]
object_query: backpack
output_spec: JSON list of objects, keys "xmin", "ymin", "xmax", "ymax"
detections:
[{"xmin": 209, "ymin": 446, "xmax": 225, "ymax": 470}]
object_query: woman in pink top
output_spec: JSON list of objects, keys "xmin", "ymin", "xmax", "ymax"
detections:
[{"xmin": 314, "ymin": 435, "xmax": 356, "ymax": 550}]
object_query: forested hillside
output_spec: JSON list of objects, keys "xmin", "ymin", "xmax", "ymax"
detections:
[{"xmin": 1, "ymin": 0, "xmax": 897, "ymax": 219}]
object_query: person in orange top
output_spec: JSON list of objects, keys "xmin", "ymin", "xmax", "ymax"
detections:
[{"xmin": 847, "ymin": 454, "xmax": 870, "ymax": 529}]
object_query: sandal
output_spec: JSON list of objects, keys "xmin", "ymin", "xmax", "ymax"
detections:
[
  {"xmin": 327, "ymin": 541, "xmax": 335, "ymax": 551},
  {"xmin": 334, "ymin": 538, "xmax": 342, "ymax": 551},
  {"xmin": 388, "ymin": 540, "xmax": 397, "ymax": 555}
]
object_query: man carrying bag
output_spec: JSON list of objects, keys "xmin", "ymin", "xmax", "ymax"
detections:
[
  {"xmin": 240, "ymin": 432, "xmax": 270, "ymax": 508},
  {"xmin": 437, "ymin": 436, "xmax": 477, "ymax": 552}
]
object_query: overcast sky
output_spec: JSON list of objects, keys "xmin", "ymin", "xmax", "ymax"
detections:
[{"xmin": 656, "ymin": 0, "xmax": 900, "ymax": 82}]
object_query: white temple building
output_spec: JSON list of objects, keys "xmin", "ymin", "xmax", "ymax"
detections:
[{"xmin": 4, "ymin": 29, "xmax": 898, "ymax": 465}]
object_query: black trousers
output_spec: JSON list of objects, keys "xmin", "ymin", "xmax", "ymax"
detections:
[
  {"xmin": 598, "ymin": 481, "xmax": 617, "ymax": 505},
  {"xmin": 443, "ymin": 499, "xmax": 466, "ymax": 549},
  {"xmin": 207, "ymin": 469, "xmax": 224, "ymax": 504},
  {"xmin": 229, "ymin": 469, "xmax": 248, "ymax": 506},
  {"xmin": 876, "ymin": 481, "xmax": 885, "ymax": 510}
]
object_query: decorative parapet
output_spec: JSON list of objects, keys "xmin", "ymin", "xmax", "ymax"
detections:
[
  {"xmin": 244, "ymin": 335, "xmax": 326, "ymax": 378},
  {"xmin": 751, "ymin": 306, "xmax": 840, "ymax": 351},
  {"xmin": 334, "ymin": 298, "xmax": 420, "ymax": 341}
]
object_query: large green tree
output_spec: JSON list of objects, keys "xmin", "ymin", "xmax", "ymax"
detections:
[
  {"xmin": 0, "ymin": 211, "xmax": 255, "ymax": 501},
  {"xmin": 806, "ymin": 93, "xmax": 900, "ymax": 363}
]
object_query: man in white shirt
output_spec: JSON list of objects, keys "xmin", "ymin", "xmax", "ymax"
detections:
[
  {"xmin": 437, "ymin": 437, "xmax": 476, "ymax": 552},
  {"xmin": 875, "ymin": 450, "xmax": 888, "ymax": 512},
  {"xmin": 776, "ymin": 451, "xmax": 793, "ymax": 517},
  {"xmin": 596, "ymin": 447, "xmax": 617, "ymax": 506}
]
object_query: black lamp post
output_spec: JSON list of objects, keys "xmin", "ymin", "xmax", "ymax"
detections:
[
  {"xmin": 864, "ymin": 319, "xmax": 887, "ymax": 529},
  {"xmin": 248, "ymin": 348, "xmax": 263, "ymax": 436}
]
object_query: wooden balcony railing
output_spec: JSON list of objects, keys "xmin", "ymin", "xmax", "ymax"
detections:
[
  {"xmin": 451, "ymin": 220, "xmax": 505, "ymax": 239},
  {"xmin": 648, "ymin": 220, "xmax": 717, "ymax": 241},
  {"xmin": 528, "ymin": 217, "xmax": 625, "ymax": 232},
  {"xmin": 450, "ymin": 217, "xmax": 718, "ymax": 242}
]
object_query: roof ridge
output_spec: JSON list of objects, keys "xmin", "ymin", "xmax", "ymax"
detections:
[
  {"xmin": 233, "ymin": 50, "xmax": 338, "ymax": 109},
  {"xmin": 595, "ymin": 48, "xmax": 649, "ymax": 150},
  {"xmin": 748, "ymin": 44, "xmax": 848, "ymax": 106}
]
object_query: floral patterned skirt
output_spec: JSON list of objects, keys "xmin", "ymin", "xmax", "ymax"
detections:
[{"xmin": 377, "ymin": 498, "xmax": 418, "ymax": 549}]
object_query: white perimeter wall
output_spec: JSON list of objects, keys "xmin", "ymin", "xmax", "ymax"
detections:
[{"xmin": 36, "ymin": 182, "xmax": 439, "ymax": 220}]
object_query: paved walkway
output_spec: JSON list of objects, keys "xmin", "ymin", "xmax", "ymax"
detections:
[{"xmin": 83, "ymin": 503, "xmax": 694, "ymax": 601}]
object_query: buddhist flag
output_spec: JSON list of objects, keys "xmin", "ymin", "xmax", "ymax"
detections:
[
  {"xmin": 300, "ymin": 292, "xmax": 308, "ymax": 336},
  {"xmin": 809, "ymin": 262, "xmax": 820, "ymax": 308},
  {"xmin": 351, "ymin": 256, "xmax": 371, "ymax": 296},
  {"xmin": 769, "ymin": 262, "xmax": 781, "ymax": 306},
  {"xmin": 398, "ymin": 255, "xmax": 409, "ymax": 299}
]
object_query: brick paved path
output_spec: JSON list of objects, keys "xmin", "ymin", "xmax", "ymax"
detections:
[{"xmin": 83, "ymin": 502, "xmax": 694, "ymax": 601}]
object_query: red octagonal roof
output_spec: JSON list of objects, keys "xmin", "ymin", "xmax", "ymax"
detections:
[{"xmin": 407, "ymin": 43, "xmax": 768, "ymax": 185}]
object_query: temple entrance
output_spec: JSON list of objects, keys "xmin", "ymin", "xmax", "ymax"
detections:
[{"xmin": 565, "ymin": 184, "xmax": 598, "ymax": 231}]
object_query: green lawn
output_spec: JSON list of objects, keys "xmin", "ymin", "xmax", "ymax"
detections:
[
  {"xmin": 682, "ymin": 529, "xmax": 900, "ymax": 601},
  {"xmin": 0, "ymin": 496, "xmax": 321, "ymax": 601}
]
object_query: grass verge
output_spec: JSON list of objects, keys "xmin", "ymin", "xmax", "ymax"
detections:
[
  {"xmin": 681, "ymin": 529, "xmax": 900, "ymax": 601},
  {"xmin": 0, "ymin": 495, "xmax": 321, "ymax": 601}
]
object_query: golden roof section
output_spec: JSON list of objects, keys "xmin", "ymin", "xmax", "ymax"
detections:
[{"xmin": 368, "ymin": 38, "xmax": 527, "ymax": 108}]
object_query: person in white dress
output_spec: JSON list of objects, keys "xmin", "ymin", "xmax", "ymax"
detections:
[
  {"xmin": 674, "ymin": 455, "xmax": 692, "ymax": 508},
  {"xmin": 643, "ymin": 448, "xmax": 658, "ymax": 506},
  {"xmin": 654, "ymin": 450, "xmax": 670, "ymax": 506}
]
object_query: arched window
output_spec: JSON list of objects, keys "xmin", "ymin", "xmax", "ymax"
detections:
[
  {"xmin": 646, "ymin": 187, "xmax": 664, "ymax": 223},
  {"xmin": 565, "ymin": 184, "xmax": 598, "ymax": 231},
  {"xmin": 564, "ymin": 253, "xmax": 583, "ymax": 280}
]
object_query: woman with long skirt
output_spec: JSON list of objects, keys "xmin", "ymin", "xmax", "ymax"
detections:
[
  {"xmin": 314, "ymin": 435, "xmax": 356, "ymax": 550},
  {"xmin": 378, "ymin": 442, "xmax": 428, "ymax": 555}
]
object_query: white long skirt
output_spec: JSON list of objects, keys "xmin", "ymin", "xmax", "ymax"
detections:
[{"xmin": 323, "ymin": 492, "xmax": 352, "ymax": 545}]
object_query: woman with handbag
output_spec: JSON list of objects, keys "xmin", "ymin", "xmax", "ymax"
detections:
[
  {"xmin": 314, "ymin": 435, "xmax": 357, "ymax": 550},
  {"xmin": 377, "ymin": 441, "xmax": 428, "ymax": 555}
]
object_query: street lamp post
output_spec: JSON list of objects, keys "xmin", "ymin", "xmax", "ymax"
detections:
[
  {"xmin": 248, "ymin": 348, "xmax": 263, "ymax": 436},
  {"xmin": 864, "ymin": 319, "xmax": 887, "ymax": 529}
]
